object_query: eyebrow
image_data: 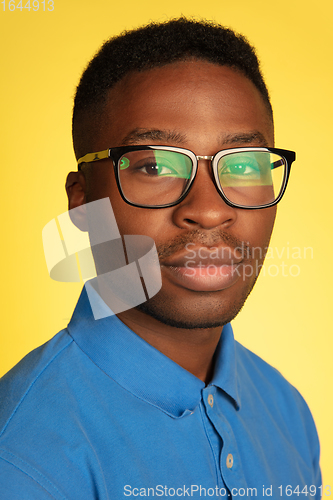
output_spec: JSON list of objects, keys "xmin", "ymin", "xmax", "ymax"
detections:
[
  {"xmin": 121, "ymin": 128, "xmax": 269, "ymax": 148},
  {"xmin": 219, "ymin": 132, "xmax": 269, "ymax": 147},
  {"xmin": 122, "ymin": 128, "xmax": 187, "ymax": 145}
]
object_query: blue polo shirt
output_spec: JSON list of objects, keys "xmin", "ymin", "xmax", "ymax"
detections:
[{"xmin": 0, "ymin": 287, "xmax": 321, "ymax": 499}]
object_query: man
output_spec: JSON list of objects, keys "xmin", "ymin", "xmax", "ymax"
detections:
[{"xmin": 0, "ymin": 18, "xmax": 321, "ymax": 499}]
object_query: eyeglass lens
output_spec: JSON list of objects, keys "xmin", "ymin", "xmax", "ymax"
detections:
[{"xmin": 117, "ymin": 149, "xmax": 286, "ymax": 207}]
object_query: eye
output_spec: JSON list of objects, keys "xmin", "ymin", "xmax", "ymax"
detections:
[
  {"xmin": 119, "ymin": 150, "xmax": 193, "ymax": 180},
  {"xmin": 119, "ymin": 156, "xmax": 175, "ymax": 176},
  {"xmin": 139, "ymin": 160, "xmax": 177, "ymax": 177},
  {"xmin": 219, "ymin": 156, "xmax": 261, "ymax": 178}
]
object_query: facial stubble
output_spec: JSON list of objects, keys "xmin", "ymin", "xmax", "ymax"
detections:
[{"xmin": 135, "ymin": 229, "xmax": 265, "ymax": 330}]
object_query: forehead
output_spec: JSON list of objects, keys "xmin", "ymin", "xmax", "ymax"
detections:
[{"xmin": 94, "ymin": 60, "xmax": 274, "ymax": 151}]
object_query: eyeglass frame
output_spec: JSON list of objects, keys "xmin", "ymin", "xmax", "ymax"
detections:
[{"xmin": 77, "ymin": 145, "xmax": 296, "ymax": 210}]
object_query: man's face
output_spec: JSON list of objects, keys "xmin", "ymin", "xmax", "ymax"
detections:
[{"xmin": 82, "ymin": 60, "xmax": 276, "ymax": 329}]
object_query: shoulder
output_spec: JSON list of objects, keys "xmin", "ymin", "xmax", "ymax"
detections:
[
  {"xmin": 235, "ymin": 339, "xmax": 312, "ymax": 412},
  {"xmin": 0, "ymin": 329, "xmax": 73, "ymax": 435},
  {"xmin": 234, "ymin": 340, "xmax": 320, "ymax": 455},
  {"xmin": 235, "ymin": 339, "xmax": 303, "ymax": 400},
  {"xmin": 0, "ymin": 330, "xmax": 79, "ymax": 498}
]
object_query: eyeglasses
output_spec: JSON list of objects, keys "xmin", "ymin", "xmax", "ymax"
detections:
[{"xmin": 77, "ymin": 145, "xmax": 295, "ymax": 209}]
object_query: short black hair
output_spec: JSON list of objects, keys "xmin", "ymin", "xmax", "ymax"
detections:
[{"xmin": 72, "ymin": 18, "xmax": 273, "ymax": 159}]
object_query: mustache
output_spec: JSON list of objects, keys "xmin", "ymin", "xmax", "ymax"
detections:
[{"xmin": 157, "ymin": 228, "xmax": 250, "ymax": 260}]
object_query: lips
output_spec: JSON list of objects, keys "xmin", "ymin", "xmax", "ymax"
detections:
[{"xmin": 160, "ymin": 245, "xmax": 244, "ymax": 292}]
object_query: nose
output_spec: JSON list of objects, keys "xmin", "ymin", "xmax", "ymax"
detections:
[{"xmin": 172, "ymin": 160, "xmax": 237, "ymax": 230}]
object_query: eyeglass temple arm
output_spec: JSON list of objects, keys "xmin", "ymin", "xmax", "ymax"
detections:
[
  {"xmin": 77, "ymin": 149, "xmax": 110, "ymax": 166},
  {"xmin": 272, "ymin": 159, "xmax": 285, "ymax": 169}
]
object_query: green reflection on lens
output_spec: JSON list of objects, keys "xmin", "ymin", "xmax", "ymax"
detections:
[
  {"xmin": 120, "ymin": 157, "xmax": 130, "ymax": 170},
  {"xmin": 219, "ymin": 152, "xmax": 273, "ymax": 187},
  {"xmin": 153, "ymin": 151, "xmax": 192, "ymax": 179}
]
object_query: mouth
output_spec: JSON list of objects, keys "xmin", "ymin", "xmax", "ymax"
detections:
[{"xmin": 160, "ymin": 246, "xmax": 244, "ymax": 292}]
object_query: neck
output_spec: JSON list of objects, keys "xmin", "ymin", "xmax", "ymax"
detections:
[{"xmin": 117, "ymin": 308, "xmax": 222, "ymax": 384}]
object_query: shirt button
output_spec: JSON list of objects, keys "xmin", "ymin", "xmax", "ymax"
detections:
[
  {"xmin": 208, "ymin": 394, "xmax": 214, "ymax": 407},
  {"xmin": 226, "ymin": 454, "xmax": 233, "ymax": 469}
]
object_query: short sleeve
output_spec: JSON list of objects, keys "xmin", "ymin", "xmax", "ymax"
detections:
[{"xmin": 0, "ymin": 453, "xmax": 68, "ymax": 500}]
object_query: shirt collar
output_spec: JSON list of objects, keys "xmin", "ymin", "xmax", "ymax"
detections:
[
  {"xmin": 211, "ymin": 324, "xmax": 241, "ymax": 409},
  {"xmin": 67, "ymin": 286, "xmax": 240, "ymax": 418}
]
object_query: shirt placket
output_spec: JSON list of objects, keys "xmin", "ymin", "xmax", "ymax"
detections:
[{"xmin": 201, "ymin": 385, "xmax": 248, "ymax": 497}]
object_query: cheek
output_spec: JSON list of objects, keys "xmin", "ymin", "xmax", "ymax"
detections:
[
  {"xmin": 115, "ymin": 206, "xmax": 171, "ymax": 240},
  {"xmin": 247, "ymin": 207, "xmax": 276, "ymax": 250},
  {"xmin": 87, "ymin": 168, "xmax": 171, "ymax": 238}
]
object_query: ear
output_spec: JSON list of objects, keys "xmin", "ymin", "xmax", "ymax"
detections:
[{"xmin": 65, "ymin": 171, "xmax": 88, "ymax": 231}]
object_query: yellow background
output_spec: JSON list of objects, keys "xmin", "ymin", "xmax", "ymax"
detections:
[{"xmin": 1, "ymin": 0, "xmax": 332, "ymax": 486}]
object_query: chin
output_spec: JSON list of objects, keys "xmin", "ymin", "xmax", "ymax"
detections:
[{"xmin": 135, "ymin": 286, "xmax": 253, "ymax": 330}]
